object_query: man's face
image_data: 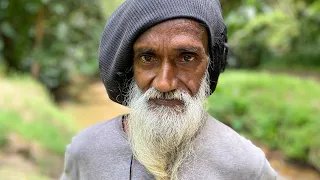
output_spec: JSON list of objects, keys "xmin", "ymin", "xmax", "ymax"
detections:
[
  {"xmin": 133, "ymin": 18, "xmax": 209, "ymax": 104},
  {"xmin": 127, "ymin": 19, "xmax": 210, "ymax": 179}
]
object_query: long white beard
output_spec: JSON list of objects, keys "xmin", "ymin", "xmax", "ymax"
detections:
[{"xmin": 125, "ymin": 71, "xmax": 210, "ymax": 180}]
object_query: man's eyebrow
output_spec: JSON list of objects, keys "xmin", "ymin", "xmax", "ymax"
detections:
[
  {"xmin": 134, "ymin": 48, "xmax": 155, "ymax": 55},
  {"xmin": 174, "ymin": 46, "xmax": 202, "ymax": 53}
]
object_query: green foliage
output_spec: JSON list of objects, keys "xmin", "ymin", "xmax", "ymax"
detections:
[
  {"xmin": 0, "ymin": 75, "xmax": 75, "ymax": 154},
  {"xmin": 0, "ymin": 0, "xmax": 105, "ymax": 89},
  {"xmin": 226, "ymin": 0, "xmax": 320, "ymax": 68},
  {"xmin": 100, "ymin": 0, "xmax": 125, "ymax": 18},
  {"xmin": 206, "ymin": 70, "xmax": 320, "ymax": 169}
]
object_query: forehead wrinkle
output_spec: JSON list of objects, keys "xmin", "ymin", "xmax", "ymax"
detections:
[
  {"xmin": 166, "ymin": 19, "xmax": 206, "ymax": 37},
  {"xmin": 174, "ymin": 46, "xmax": 200, "ymax": 52}
]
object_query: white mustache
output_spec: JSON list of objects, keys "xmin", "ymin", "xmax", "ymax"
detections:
[{"xmin": 144, "ymin": 88, "xmax": 187, "ymax": 101}]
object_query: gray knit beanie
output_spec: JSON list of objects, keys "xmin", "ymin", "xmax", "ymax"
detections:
[{"xmin": 99, "ymin": 0, "xmax": 228, "ymax": 105}]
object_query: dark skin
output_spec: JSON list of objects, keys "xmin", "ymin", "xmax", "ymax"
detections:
[{"xmin": 133, "ymin": 18, "xmax": 209, "ymax": 106}]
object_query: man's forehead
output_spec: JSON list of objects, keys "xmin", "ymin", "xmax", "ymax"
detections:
[
  {"xmin": 133, "ymin": 18, "xmax": 209, "ymax": 51},
  {"xmin": 137, "ymin": 18, "xmax": 206, "ymax": 38}
]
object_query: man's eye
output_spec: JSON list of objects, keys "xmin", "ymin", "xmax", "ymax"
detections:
[
  {"xmin": 183, "ymin": 55, "xmax": 195, "ymax": 62},
  {"xmin": 141, "ymin": 55, "xmax": 153, "ymax": 62}
]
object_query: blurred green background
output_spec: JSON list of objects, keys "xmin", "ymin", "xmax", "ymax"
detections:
[{"xmin": 0, "ymin": 0, "xmax": 319, "ymax": 179}]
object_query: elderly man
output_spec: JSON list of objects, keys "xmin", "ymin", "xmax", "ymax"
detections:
[{"xmin": 61, "ymin": 0, "xmax": 277, "ymax": 179}]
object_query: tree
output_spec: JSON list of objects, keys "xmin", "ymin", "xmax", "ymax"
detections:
[{"xmin": 0, "ymin": 0, "xmax": 105, "ymax": 89}]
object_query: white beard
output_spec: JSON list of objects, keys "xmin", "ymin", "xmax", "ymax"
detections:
[{"xmin": 125, "ymin": 71, "xmax": 210, "ymax": 180}]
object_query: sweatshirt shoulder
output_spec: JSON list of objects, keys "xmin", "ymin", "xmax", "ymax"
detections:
[
  {"xmin": 67, "ymin": 116, "xmax": 125, "ymax": 156},
  {"xmin": 194, "ymin": 116, "xmax": 277, "ymax": 179},
  {"xmin": 74, "ymin": 116, "xmax": 123, "ymax": 141},
  {"xmin": 60, "ymin": 117, "xmax": 131, "ymax": 179}
]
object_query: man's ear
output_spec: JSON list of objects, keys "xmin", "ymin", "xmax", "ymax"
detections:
[{"xmin": 221, "ymin": 42, "xmax": 228, "ymax": 72}]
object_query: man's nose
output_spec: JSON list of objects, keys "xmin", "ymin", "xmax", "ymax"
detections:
[{"xmin": 152, "ymin": 61, "xmax": 178, "ymax": 92}]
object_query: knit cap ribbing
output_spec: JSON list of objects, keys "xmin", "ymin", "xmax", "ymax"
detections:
[{"xmin": 99, "ymin": 0, "xmax": 228, "ymax": 105}]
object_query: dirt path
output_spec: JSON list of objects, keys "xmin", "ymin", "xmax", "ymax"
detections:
[{"xmin": 60, "ymin": 82, "xmax": 130, "ymax": 129}]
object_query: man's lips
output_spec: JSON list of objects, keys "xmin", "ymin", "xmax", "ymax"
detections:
[{"xmin": 149, "ymin": 98, "xmax": 184, "ymax": 106}]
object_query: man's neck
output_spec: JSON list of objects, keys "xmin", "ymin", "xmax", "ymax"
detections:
[{"xmin": 122, "ymin": 117, "xmax": 128, "ymax": 134}]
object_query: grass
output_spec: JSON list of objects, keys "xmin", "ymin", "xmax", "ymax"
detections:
[{"xmin": 0, "ymin": 75, "xmax": 75, "ymax": 155}]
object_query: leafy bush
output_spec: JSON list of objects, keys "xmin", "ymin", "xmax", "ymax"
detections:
[
  {"xmin": 225, "ymin": 0, "xmax": 320, "ymax": 68},
  {"xmin": 206, "ymin": 70, "xmax": 320, "ymax": 170},
  {"xmin": 0, "ymin": 75, "xmax": 75, "ymax": 154}
]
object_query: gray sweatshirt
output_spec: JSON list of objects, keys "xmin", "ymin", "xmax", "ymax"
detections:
[{"xmin": 60, "ymin": 116, "xmax": 277, "ymax": 180}]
